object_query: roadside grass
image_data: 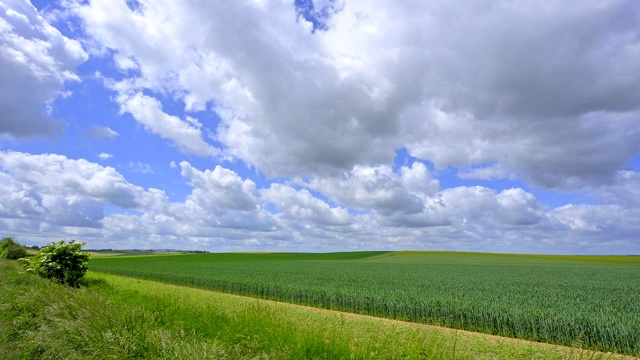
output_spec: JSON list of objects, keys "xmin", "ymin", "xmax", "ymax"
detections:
[
  {"xmin": 94, "ymin": 271, "xmax": 632, "ymax": 360},
  {"xmin": 1, "ymin": 260, "xmax": 239, "ymax": 359},
  {"xmin": 89, "ymin": 251, "xmax": 640, "ymax": 355},
  {"xmin": 1, "ymin": 259, "xmax": 632, "ymax": 359}
]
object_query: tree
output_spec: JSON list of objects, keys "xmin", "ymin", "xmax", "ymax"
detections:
[
  {"xmin": 0, "ymin": 237, "xmax": 28, "ymax": 260},
  {"xmin": 20, "ymin": 240, "xmax": 90, "ymax": 287}
]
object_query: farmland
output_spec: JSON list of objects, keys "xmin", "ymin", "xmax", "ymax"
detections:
[
  {"xmin": 6, "ymin": 259, "xmax": 632, "ymax": 360},
  {"xmin": 89, "ymin": 251, "xmax": 640, "ymax": 356}
]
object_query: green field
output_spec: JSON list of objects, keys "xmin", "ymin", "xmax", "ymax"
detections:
[
  {"xmin": 2, "ymin": 259, "xmax": 632, "ymax": 359},
  {"xmin": 88, "ymin": 251, "xmax": 640, "ymax": 356}
]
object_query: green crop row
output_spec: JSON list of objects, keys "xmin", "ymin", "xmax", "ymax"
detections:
[{"xmin": 89, "ymin": 252, "xmax": 640, "ymax": 356}]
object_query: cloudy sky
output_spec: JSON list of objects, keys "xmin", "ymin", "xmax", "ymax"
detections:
[{"xmin": 1, "ymin": 0, "xmax": 639, "ymax": 253}]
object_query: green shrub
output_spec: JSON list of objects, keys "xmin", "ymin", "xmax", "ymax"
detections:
[
  {"xmin": 0, "ymin": 236, "xmax": 17, "ymax": 252},
  {"xmin": 20, "ymin": 240, "xmax": 90, "ymax": 287},
  {"xmin": 4, "ymin": 244, "xmax": 28, "ymax": 259},
  {"xmin": 0, "ymin": 237, "xmax": 28, "ymax": 260}
]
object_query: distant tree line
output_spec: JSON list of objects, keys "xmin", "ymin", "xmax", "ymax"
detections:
[{"xmin": 85, "ymin": 248, "xmax": 210, "ymax": 254}]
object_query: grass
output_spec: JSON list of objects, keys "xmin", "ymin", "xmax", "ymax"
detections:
[
  {"xmin": 1, "ymin": 259, "xmax": 631, "ymax": 359},
  {"xmin": 89, "ymin": 251, "xmax": 640, "ymax": 356}
]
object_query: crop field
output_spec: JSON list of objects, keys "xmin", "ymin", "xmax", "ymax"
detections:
[{"xmin": 89, "ymin": 251, "xmax": 640, "ymax": 356}]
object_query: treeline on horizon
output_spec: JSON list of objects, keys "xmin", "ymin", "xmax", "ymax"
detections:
[{"xmin": 86, "ymin": 248, "xmax": 211, "ymax": 254}]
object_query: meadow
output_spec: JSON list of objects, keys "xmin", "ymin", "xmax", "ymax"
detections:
[
  {"xmin": 88, "ymin": 251, "xmax": 640, "ymax": 356},
  {"xmin": 2, "ymin": 259, "xmax": 633, "ymax": 359}
]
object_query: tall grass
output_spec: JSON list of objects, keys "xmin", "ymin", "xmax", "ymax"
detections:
[
  {"xmin": 1, "ymin": 260, "xmax": 238, "ymax": 359},
  {"xmin": 0, "ymin": 259, "xmax": 450, "ymax": 359},
  {"xmin": 2, "ymin": 260, "xmax": 624, "ymax": 359},
  {"xmin": 89, "ymin": 252, "xmax": 640, "ymax": 356}
]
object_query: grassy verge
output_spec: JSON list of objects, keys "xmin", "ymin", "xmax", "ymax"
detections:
[
  {"xmin": 89, "ymin": 252, "xmax": 640, "ymax": 355},
  {"xmin": 0, "ymin": 260, "xmax": 632, "ymax": 359}
]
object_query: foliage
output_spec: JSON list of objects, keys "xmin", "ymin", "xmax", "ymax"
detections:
[
  {"xmin": 0, "ymin": 237, "xmax": 28, "ymax": 260},
  {"xmin": 90, "ymin": 252, "xmax": 640, "ymax": 356},
  {"xmin": 20, "ymin": 240, "xmax": 90, "ymax": 287},
  {"xmin": 0, "ymin": 237, "xmax": 16, "ymax": 252}
]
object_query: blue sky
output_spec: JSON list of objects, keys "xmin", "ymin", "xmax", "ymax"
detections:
[{"xmin": 1, "ymin": 0, "xmax": 640, "ymax": 254}]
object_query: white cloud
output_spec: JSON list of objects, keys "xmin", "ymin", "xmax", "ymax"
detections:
[
  {"xmin": 128, "ymin": 161, "xmax": 153, "ymax": 174},
  {"xmin": 113, "ymin": 53, "xmax": 139, "ymax": 72},
  {"xmin": 0, "ymin": 151, "xmax": 149, "ymax": 229},
  {"xmin": 1, "ymin": 1, "xmax": 639, "ymax": 253},
  {"xmin": 437, "ymin": 187, "xmax": 546, "ymax": 227},
  {"xmin": 96, "ymin": 162, "xmax": 281, "ymax": 244},
  {"xmin": 401, "ymin": 162, "xmax": 440, "ymax": 195},
  {"xmin": 309, "ymin": 162, "xmax": 438, "ymax": 216},
  {"xmin": 87, "ymin": 125, "xmax": 118, "ymax": 140},
  {"xmin": 97, "ymin": 152, "xmax": 113, "ymax": 160},
  {"xmin": 496, "ymin": 189, "xmax": 546, "ymax": 226},
  {"xmin": 0, "ymin": 171, "xmax": 45, "ymax": 219},
  {"xmin": 588, "ymin": 170, "xmax": 640, "ymax": 208},
  {"xmin": 379, "ymin": 186, "xmax": 547, "ymax": 229},
  {"xmin": 0, "ymin": 0, "xmax": 87, "ymax": 138},
  {"xmin": 115, "ymin": 91, "xmax": 219, "ymax": 157},
  {"xmin": 457, "ymin": 164, "xmax": 512, "ymax": 181},
  {"xmin": 0, "ymin": 151, "xmax": 147, "ymax": 209},
  {"xmin": 308, "ymin": 161, "xmax": 549, "ymax": 229},
  {"xmin": 261, "ymin": 184, "xmax": 353, "ymax": 226},
  {"xmin": 180, "ymin": 161, "xmax": 258, "ymax": 212},
  {"xmin": 1, "ymin": 151, "xmax": 639, "ymax": 254},
  {"xmin": 67, "ymin": 0, "xmax": 640, "ymax": 188},
  {"xmin": 554, "ymin": 204, "xmax": 640, "ymax": 239}
]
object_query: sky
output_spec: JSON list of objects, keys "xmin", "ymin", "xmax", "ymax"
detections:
[{"xmin": 1, "ymin": 0, "xmax": 639, "ymax": 254}]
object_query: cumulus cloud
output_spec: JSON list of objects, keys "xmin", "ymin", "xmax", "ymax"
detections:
[
  {"xmin": 93, "ymin": 162, "xmax": 281, "ymax": 249},
  {"xmin": 0, "ymin": 151, "xmax": 148, "ymax": 228},
  {"xmin": 65, "ymin": 0, "xmax": 640, "ymax": 189},
  {"xmin": 0, "ymin": 0, "xmax": 87, "ymax": 138},
  {"xmin": 373, "ymin": 185, "xmax": 546, "ymax": 229},
  {"xmin": 261, "ymin": 184, "xmax": 353, "ymax": 226},
  {"xmin": 554, "ymin": 204, "xmax": 640, "ymax": 241},
  {"xmin": 0, "ymin": 171, "xmax": 45, "ymax": 219},
  {"xmin": 180, "ymin": 161, "xmax": 259, "ymax": 212},
  {"xmin": 67, "ymin": 0, "xmax": 402, "ymax": 176},
  {"xmin": 0, "ymin": 154, "xmax": 280, "ymax": 247},
  {"xmin": 306, "ymin": 162, "xmax": 549, "ymax": 228},
  {"xmin": 115, "ymin": 91, "xmax": 219, "ymax": 157},
  {"xmin": 337, "ymin": 0, "xmax": 640, "ymax": 188},
  {"xmin": 1, "ymin": 1, "xmax": 639, "ymax": 253},
  {"xmin": 309, "ymin": 162, "xmax": 438, "ymax": 216},
  {"xmin": 1, "ymin": 150, "xmax": 638, "ymax": 253},
  {"xmin": 588, "ymin": 170, "xmax": 640, "ymax": 208},
  {"xmin": 97, "ymin": 152, "xmax": 113, "ymax": 160},
  {"xmin": 439, "ymin": 187, "xmax": 546, "ymax": 226},
  {"xmin": 0, "ymin": 151, "xmax": 147, "ymax": 209}
]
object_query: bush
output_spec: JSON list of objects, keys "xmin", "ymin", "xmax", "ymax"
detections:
[
  {"xmin": 20, "ymin": 240, "xmax": 90, "ymax": 287},
  {"xmin": 4, "ymin": 244, "xmax": 28, "ymax": 259},
  {"xmin": 0, "ymin": 237, "xmax": 28, "ymax": 260}
]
